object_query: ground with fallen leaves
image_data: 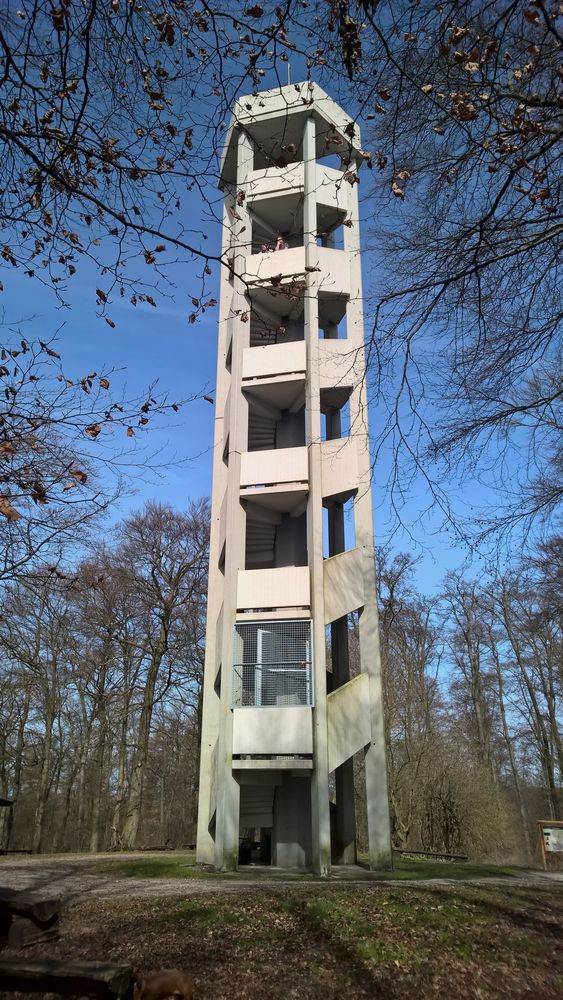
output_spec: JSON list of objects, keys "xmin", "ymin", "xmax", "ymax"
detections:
[{"xmin": 3, "ymin": 882, "xmax": 563, "ymax": 1000}]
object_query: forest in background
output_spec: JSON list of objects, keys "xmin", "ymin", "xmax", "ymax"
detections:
[{"xmin": 0, "ymin": 501, "xmax": 560, "ymax": 863}]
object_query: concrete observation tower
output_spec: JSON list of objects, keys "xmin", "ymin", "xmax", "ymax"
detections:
[{"xmin": 196, "ymin": 83, "xmax": 392, "ymax": 874}]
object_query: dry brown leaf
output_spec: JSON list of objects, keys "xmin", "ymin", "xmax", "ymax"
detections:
[
  {"xmin": 85, "ymin": 424, "xmax": 102, "ymax": 439},
  {"xmin": 0, "ymin": 496, "xmax": 20, "ymax": 521},
  {"xmin": 31, "ymin": 480, "xmax": 48, "ymax": 504},
  {"xmin": 450, "ymin": 26, "xmax": 469, "ymax": 43},
  {"xmin": 51, "ymin": 7, "xmax": 66, "ymax": 31},
  {"xmin": 39, "ymin": 340, "xmax": 61, "ymax": 359}
]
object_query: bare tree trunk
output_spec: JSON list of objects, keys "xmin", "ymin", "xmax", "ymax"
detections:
[
  {"xmin": 89, "ymin": 764, "xmax": 102, "ymax": 853},
  {"xmin": 487, "ymin": 627, "xmax": 532, "ymax": 859},
  {"xmin": 110, "ymin": 677, "xmax": 134, "ymax": 850},
  {"xmin": 121, "ymin": 618, "xmax": 170, "ymax": 849},
  {"xmin": 453, "ymin": 583, "xmax": 496, "ymax": 782},
  {"xmin": 56, "ymin": 756, "xmax": 80, "ymax": 852},
  {"xmin": 500, "ymin": 588, "xmax": 561, "ymax": 820},
  {"xmin": 110, "ymin": 724, "xmax": 128, "ymax": 850},
  {"xmin": 89, "ymin": 721, "xmax": 109, "ymax": 853},
  {"xmin": 32, "ymin": 717, "xmax": 53, "ymax": 854},
  {"xmin": 0, "ymin": 732, "xmax": 9, "ymax": 850},
  {"xmin": 4, "ymin": 689, "xmax": 31, "ymax": 850},
  {"xmin": 76, "ymin": 736, "xmax": 92, "ymax": 851}
]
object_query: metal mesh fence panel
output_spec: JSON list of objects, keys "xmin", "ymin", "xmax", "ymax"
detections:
[{"xmin": 233, "ymin": 620, "xmax": 313, "ymax": 707}]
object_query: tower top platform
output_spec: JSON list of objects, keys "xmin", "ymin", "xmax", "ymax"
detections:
[{"xmin": 219, "ymin": 81, "xmax": 362, "ymax": 187}]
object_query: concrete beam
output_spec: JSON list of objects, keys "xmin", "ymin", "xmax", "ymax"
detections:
[
  {"xmin": 327, "ymin": 673, "xmax": 371, "ymax": 772},
  {"xmin": 323, "ymin": 548, "xmax": 365, "ymax": 624}
]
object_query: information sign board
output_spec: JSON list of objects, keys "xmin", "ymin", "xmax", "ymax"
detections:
[{"xmin": 537, "ymin": 820, "xmax": 563, "ymax": 870}]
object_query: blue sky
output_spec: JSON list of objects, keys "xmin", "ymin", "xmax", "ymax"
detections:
[{"xmin": 0, "ymin": 55, "xmax": 500, "ymax": 596}]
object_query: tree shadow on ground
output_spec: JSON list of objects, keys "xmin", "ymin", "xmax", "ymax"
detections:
[{"xmin": 422, "ymin": 883, "xmax": 563, "ymax": 941}]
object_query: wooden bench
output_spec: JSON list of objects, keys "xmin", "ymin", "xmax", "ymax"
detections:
[
  {"xmin": 0, "ymin": 958, "xmax": 134, "ymax": 998},
  {"xmin": 0, "ymin": 891, "xmax": 60, "ymax": 950}
]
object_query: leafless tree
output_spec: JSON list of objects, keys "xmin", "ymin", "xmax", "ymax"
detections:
[
  {"xmin": 0, "ymin": 498, "xmax": 208, "ymax": 852},
  {"xmin": 0, "ymin": 329, "xmax": 197, "ymax": 579},
  {"xmin": 491, "ymin": 567, "xmax": 562, "ymax": 820},
  {"xmin": 343, "ymin": 1, "xmax": 562, "ymax": 540},
  {"xmin": 0, "ymin": 572, "xmax": 72, "ymax": 852},
  {"xmin": 1, "ymin": 2, "xmax": 559, "ymax": 542},
  {"xmin": 109, "ymin": 499, "xmax": 209, "ymax": 848},
  {"xmin": 376, "ymin": 551, "xmax": 443, "ymax": 848}
]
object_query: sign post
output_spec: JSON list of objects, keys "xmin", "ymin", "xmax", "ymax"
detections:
[{"xmin": 537, "ymin": 820, "xmax": 563, "ymax": 870}]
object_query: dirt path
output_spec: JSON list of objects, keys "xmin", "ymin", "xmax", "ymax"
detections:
[
  {"xmin": 0, "ymin": 854, "xmax": 243, "ymax": 901},
  {"xmin": 0, "ymin": 853, "xmax": 559, "ymax": 903}
]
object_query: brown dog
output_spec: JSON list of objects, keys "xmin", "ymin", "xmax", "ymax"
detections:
[{"xmin": 133, "ymin": 969, "xmax": 194, "ymax": 1000}]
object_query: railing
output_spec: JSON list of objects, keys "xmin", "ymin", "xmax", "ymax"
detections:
[
  {"xmin": 232, "ymin": 619, "xmax": 313, "ymax": 707},
  {"xmin": 233, "ymin": 662, "xmax": 313, "ymax": 707}
]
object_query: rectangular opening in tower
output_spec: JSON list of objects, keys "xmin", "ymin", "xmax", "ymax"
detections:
[{"xmin": 232, "ymin": 620, "xmax": 313, "ymax": 707}]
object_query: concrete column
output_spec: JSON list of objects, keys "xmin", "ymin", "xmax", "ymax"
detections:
[
  {"xmin": 333, "ymin": 761, "xmax": 357, "ymax": 863},
  {"xmin": 359, "ymin": 602, "xmax": 392, "ymax": 869},
  {"xmin": 344, "ymin": 158, "xmax": 392, "ymax": 871},
  {"xmin": 324, "ymin": 402, "xmax": 356, "ymax": 863},
  {"xmin": 196, "ymin": 199, "xmax": 235, "ymax": 864},
  {"xmin": 303, "ymin": 114, "xmax": 331, "ymax": 876},
  {"xmin": 327, "ymin": 499, "xmax": 349, "ymax": 687},
  {"xmin": 213, "ymin": 129, "xmax": 255, "ymax": 871},
  {"xmin": 327, "ymin": 494, "xmax": 356, "ymax": 865}
]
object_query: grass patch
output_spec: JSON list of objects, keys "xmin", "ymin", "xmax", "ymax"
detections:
[
  {"xmin": 90, "ymin": 852, "xmax": 208, "ymax": 878},
  {"xmin": 295, "ymin": 889, "xmax": 490, "ymax": 965},
  {"xmin": 90, "ymin": 851, "xmax": 527, "ymax": 883},
  {"xmin": 367, "ymin": 857, "xmax": 527, "ymax": 881}
]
